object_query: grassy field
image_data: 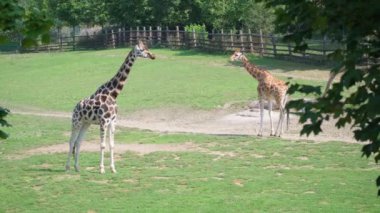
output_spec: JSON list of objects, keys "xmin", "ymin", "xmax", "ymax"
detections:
[
  {"xmin": 1, "ymin": 48, "xmax": 378, "ymax": 212},
  {"xmin": 0, "ymin": 48, "xmax": 327, "ymax": 113}
]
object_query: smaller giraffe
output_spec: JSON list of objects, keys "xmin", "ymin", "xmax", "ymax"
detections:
[{"xmin": 230, "ymin": 49, "xmax": 289, "ymax": 136}]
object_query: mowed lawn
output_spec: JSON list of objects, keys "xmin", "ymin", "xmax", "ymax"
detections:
[
  {"xmin": 1, "ymin": 48, "xmax": 379, "ymax": 212},
  {"xmin": 0, "ymin": 48, "xmax": 326, "ymax": 113}
]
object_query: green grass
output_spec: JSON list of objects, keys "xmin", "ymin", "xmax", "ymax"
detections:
[
  {"xmin": 0, "ymin": 48, "xmax": 326, "ymax": 114},
  {"xmin": 0, "ymin": 114, "xmax": 379, "ymax": 212}
]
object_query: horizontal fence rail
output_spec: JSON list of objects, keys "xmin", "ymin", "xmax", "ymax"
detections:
[{"xmin": 0, "ymin": 26, "xmax": 340, "ymax": 64}]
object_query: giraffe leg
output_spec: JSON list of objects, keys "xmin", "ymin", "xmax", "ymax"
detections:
[
  {"xmin": 108, "ymin": 120, "xmax": 117, "ymax": 173},
  {"xmin": 99, "ymin": 124, "xmax": 107, "ymax": 174},
  {"xmin": 65, "ymin": 126, "xmax": 80, "ymax": 171},
  {"xmin": 268, "ymin": 100, "xmax": 275, "ymax": 136},
  {"xmin": 275, "ymin": 95, "xmax": 288, "ymax": 137},
  {"xmin": 74, "ymin": 124, "xmax": 90, "ymax": 172},
  {"xmin": 258, "ymin": 98, "xmax": 264, "ymax": 136},
  {"xmin": 279, "ymin": 95, "xmax": 289, "ymax": 136},
  {"xmin": 275, "ymin": 108, "xmax": 284, "ymax": 137}
]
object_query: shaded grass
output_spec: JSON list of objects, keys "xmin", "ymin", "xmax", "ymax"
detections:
[
  {"xmin": 0, "ymin": 48, "xmax": 326, "ymax": 114},
  {"xmin": 0, "ymin": 114, "xmax": 379, "ymax": 212}
]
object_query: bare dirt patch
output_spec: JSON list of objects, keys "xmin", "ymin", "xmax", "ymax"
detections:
[
  {"xmin": 11, "ymin": 141, "xmax": 200, "ymax": 160},
  {"xmin": 12, "ymin": 104, "xmax": 358, "ymax": 144}
]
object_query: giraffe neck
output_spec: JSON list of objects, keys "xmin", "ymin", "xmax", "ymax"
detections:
[
  {"xmin": 91, "ymin": 49, "xmax": 137, "ymax": 99},
  {"xmin": 241, "ymin": 55, "xmax": 268, "ymax": 81}
]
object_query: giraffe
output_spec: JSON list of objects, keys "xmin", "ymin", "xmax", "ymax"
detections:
[
  {"xmin": 230, "ymin": 49, "xmax": 289, "ymax": 136},
  {"xmin": 65, "ymin": 41, "xmax": 155, "ymax": 174}
]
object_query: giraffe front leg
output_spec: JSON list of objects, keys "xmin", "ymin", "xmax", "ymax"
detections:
[
  {"xmin": 99, "ymin": 125, "xmax": 107, "ymax": 174},
  {"xmin": 275, "ymin": 109, "xmax": 284, "ymax": 137},
  {"xmin": 268, "ymin": 100, "xmax": 275, "ymax": 136},
  {"xmin": 108, "ymin": 121, "xmax": 117, "ymax": 173},
  {"xmin": 258, "ymin": 98, "xmax": 264, "ymax": 137}
]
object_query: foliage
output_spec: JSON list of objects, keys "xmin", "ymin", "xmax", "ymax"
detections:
[
  {"xmin": 0, "ymin": 107, "xmax": 11, "ymax": 139},
  {"xmin": 242, "ymin": 1, "xmax": 275, "ymax": 34},
  {"xmin": 184, "ymin": 24, "xmax": 206, "ymax": 33},
  {"xmin": 50, "ymin": 0, "xmax": 107, "ymax": 28},
  {"xmin": 263, "ymin": 0, "xmax": 380, "ymax": 194},
  {"xmin": 184, "ymin": 24, "xmax": 207, "ymax": 40},
  {"xmin": 0, "ymin": 0, "xmax": 52, "ymax": 46},
  {"xmin": 9, "ymin": 0, "xmax": 275, "ymax": 32}
]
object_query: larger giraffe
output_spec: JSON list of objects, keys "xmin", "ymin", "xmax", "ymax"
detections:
[
  {"xmin": 65, "ymin": 41, "xmax": 155, "ymax": 174},
  {"xmin": 230, "ymin": 49, "xmax": 289, "ymax": 136}
]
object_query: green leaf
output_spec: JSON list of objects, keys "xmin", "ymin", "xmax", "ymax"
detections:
[{"xmin": 0, "ymin": 130, "xmax": 8, "ymax": 139}]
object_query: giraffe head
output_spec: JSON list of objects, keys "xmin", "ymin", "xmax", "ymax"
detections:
[
  {"xmin": 134, "ymin": 40, "xmax": 155, "ymax": 60},
  {"xmin": 230, "ymin": 48, "xmax": 244, "ymax": 61}
]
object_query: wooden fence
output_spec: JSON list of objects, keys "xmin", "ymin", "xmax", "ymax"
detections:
[{"xmin": 1, "ymin": 26, "xmax": 340, "ymax": 64}]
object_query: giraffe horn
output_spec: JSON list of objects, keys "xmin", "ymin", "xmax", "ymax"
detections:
[{"xmin": 137, "ymin": 40, "xmax": 145, "ymax": 49}]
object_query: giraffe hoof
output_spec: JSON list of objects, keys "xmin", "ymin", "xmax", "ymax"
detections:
[
  {"xmin": 100, "ymin": 166, "xmax": 105, "ymax": 174},
  {"xmin": 65, "ymin": 165, "xmax": 70, "ymax": 171},
  {"xmin": 257, "ymin": 133, "xmax": 263, "ymax": 137},
  {"xmin": 74, "ymin": 166, "xmax": 80, "ymax": 172},
  {"xmin": 111, "ymin": 168, "xmax": 117, "ymax": 173}
]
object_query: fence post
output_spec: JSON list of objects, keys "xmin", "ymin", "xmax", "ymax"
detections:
[
  {"xmin": 105, "ymin": 29, "xmax": 108, "ymax": 48},
  {"xmin": 248, "ymin": 29, "xmax": 254, "ymax": 54},
  {"xmin": 166, "ymin": 26, "xmax": 170, "ymax": 45},
  {"xmin": 220, "ymin": 29, "xmax": 225, "ymax": 51},
  {"xmin": 271, "ymin": 35, "xmax": 277, "ymax": 56},
  {"xmin": 143, "ymin": 26, "xmax": 146, "ymax": 41},
  {"xmin": 259, "ymin": 29, "xmax": 264, "ymax": 56},
  {"xmin": 136, "ymin": 26, "xmax": 140, "ymax": 41},
  {"xmin": 72, "ymin": 27, "xmax": 76, "ymax": 51},
  {"xmin": 288, "ymin": 43, "xmax": 292, "ymax": 56},
  {"xmin": 157, "ymin": 26, "xmax": 161, "ymax": 44},
  {"xmin": 123, "ymin": 27, "xmax": 126, "ymax": 45},
  {"xmin": 118, "ymin": 28, "xmax": 122, "ymax": 47},
  {"xmin": 129, "ymin": 27, "xmax": 133, "ymax": 46},
  {"xmin": 322, "ymin": 35, "xmax": 327, "ymax": 57},
  {"xmin": 192, "ymin": 28, "xmax": 196, "ymax": 48},
  {"xmin": 176, "ymin": 26, "xmax": 180, "ymax": 47},
  {"xmin": 230, "ymin": 30, "xmax": 234, "ymax": 49},
  {"xmin": 149, "ymin": 26, "xmax": 153, "ymax": 45},
  {"xmin": 59, "ymin": 34, "xmax": 63, "ymax": 51},
  {"xmin": 239, "ymin": 30, "xmax": 244, "ymax": 51},
  {"xmin": 111, "ymin": 29, "xmax": 116, "ymax": 48}
]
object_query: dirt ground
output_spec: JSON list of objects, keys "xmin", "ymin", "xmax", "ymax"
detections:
[{"xmin": 13, "ymin": 102, "xmax": 357, "ymax": 144}]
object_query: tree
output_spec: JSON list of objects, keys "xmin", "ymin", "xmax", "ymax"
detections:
[
  {"xmin": 107, "ymin": 0, "xmax": 150, "ymax": 26},
  {"xmin": 243, "ymin": 1, "xmax": 275, "ymax": 34},
  {"xmin": 0, "ymin": 0, "xmax": 52, "ymax": 46},
  {"xmin": 262, "ymin": 0, "xmax": 380, "ymax": 194}
]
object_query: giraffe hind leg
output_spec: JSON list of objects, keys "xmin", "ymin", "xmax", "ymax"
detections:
[
  {"xmin": 65, "ymin": 126, "xmax": 81, "ymax": 171},
  {"xmin": 73, "ymin": 124, "xmax": 90, "ymax": 172}
]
